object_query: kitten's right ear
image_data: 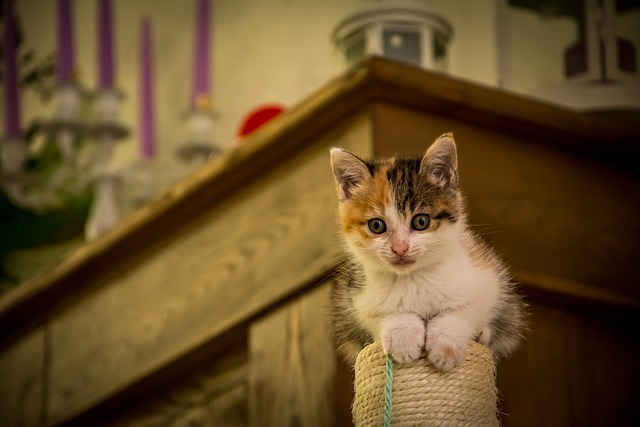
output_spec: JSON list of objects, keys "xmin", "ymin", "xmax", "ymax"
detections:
[
  {"xmin": 420, "ymin": 133, "xmax": 458, "ymax": 190},
  {"xmin": 330, "ymin": 148, "xmax": 370, "ymax": 200}
]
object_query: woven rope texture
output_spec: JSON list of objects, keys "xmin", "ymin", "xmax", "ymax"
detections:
[{"xmin": 353, "ymin": 341, "xmax": 500, "ymax": 427}]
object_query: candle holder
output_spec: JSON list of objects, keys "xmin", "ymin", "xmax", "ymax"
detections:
[
  {"xmin": 33, "ymin": 82, "xmax": 97, "ymax": 201},
  {"xmin": 38, "ymin": 82, "xmax": 86, "ymax": 165},
  {"xmin": 176, "ymin": 105, "xmax": 221, "ymax": 171},
  {"xmin": 84, "ymin": 88, "xmax": 129, "ymax": 240}
]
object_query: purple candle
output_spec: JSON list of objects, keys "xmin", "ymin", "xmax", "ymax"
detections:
[
  {"xmin": 57, "ymin": 0, "xmax": 75, "ymax": 82},
  {"xmin": 139, "ymin": 18, "xmax": 155, "ymax": 159},
  {"xmin": 192, "ymin": 0, "xmax": 211, "ymax": 110},
  {"xmin": 3, "ymin": 0, "xmax": 21, "ymax": 137},
  {"xmin": 98, "ymin": 0, "xmax": 115, "ymax": 88}
]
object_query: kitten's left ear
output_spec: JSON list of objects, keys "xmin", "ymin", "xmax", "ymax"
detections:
[
  {"xmin": 330, "ymin": 148, "xmax": 370, "ymax": 200},
  {"xmin": 420, "ymin": 132, "xmax": 459, "ymax": 189}
]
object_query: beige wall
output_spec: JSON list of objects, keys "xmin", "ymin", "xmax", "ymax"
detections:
[
  {"xmin": 9, "ymin": 0, "xmax": 639, "ymax": 176},
  {"xmin": 504, "ymin": 7, "xmax": 577, "ymax": 92}
]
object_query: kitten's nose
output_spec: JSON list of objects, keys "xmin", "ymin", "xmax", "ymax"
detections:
[{"xmin": 391, "ymin": 241, "xmax": 409, "ymax": 257}]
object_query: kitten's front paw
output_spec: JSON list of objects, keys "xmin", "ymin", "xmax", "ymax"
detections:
[
  {"xmin": 426, "ymin": 325, "xmax": 466, "ymax": 372},
  {"xmin": 381, "ymin": 314, "xmax": 425, "ymax": 364}
]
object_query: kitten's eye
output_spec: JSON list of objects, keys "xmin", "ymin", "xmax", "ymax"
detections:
[
  {"xmin": 367, "ymin": 218, "xmax": 387, "ymax": 234},
  {"xmin": 411, "ymin": 214, "xmax": 431, "ymax": 231}
]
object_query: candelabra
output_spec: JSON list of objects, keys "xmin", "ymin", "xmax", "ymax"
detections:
[{"xmin": 0, "ymin": 81, "xmax": 132, "ymax": 244}]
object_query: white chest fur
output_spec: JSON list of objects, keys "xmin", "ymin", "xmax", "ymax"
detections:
[{"xmin": 352, "ymin": 248, "xmax": 499, "ymax": 338}]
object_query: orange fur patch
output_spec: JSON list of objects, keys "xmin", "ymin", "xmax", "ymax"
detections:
[
  {"xmin": 443, "ymin": 345, "xmax": 457, "ymax": 360},
  {"xmin": 339, "ymin": 163, "xmax": 393, "ymax": 242}
]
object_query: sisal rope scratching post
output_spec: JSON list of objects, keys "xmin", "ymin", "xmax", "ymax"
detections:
[{"xmin": 353, "ymin": 341, "xmax": 500, "ymax": 427}]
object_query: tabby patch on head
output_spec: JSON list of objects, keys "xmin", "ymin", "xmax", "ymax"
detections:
[{"xmin": 330, "ymin": 133, "xmax": 462, "ymax": 274}]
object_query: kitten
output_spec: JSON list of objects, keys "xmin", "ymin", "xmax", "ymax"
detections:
[{"xmin": 329, "ymin": 133, "xmax": 526, "ymax": 372}]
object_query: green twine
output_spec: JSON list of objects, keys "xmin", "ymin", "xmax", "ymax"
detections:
[{"xmin": 384, "ymin": 353, "xmax": 393, "ymax": 427}]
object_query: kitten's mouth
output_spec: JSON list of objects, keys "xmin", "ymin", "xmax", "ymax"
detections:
[{"xmin": 391, "ymin": 257, "xmax": 415, "ymax": 267}]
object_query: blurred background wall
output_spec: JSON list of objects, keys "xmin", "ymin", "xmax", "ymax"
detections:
[{"xmin": 2, "ymin": 0, "xmax": 639, "ymax": 287}]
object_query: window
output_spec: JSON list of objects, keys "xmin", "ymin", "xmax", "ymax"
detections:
[{"xmin": 383, "ymin": 28, "xmax": 422, "ymax": 67}]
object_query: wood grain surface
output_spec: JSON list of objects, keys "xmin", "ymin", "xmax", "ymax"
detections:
[
  {"xmin": 44, "ymin": 114, "xmax": 370, "ymax": 425},
  {"xmin": 249, "ymin": 283, "xmax": 335, "ymax": 427},
  {"xmin": 371, "ymin": 102, "xmax": 640, "ymax": 297},
  {"xmin": 498, "ymin": 301, "xmax": 640, "ymax": 426},
  {"xmin": 0, "ymin": 327, "xmax": 45, "ymax": 427},
  {"xmin": 104, "ymin": 348, "xmax": 247, "ymax": 427}
]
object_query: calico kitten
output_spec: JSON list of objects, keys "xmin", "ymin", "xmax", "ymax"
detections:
[{"xmin": 329, "ymin": 133, "xmax": 526, "ymax": 372}]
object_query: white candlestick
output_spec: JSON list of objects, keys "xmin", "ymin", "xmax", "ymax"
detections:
[
  {"xmin": 187, "ymin": 110, "xmax": 214, "ymax": 146},
  {"xmin": 85, "ymin": 175, "xmax": 119, "ymax": 240},
  {"xmin": 84, "ymin": 89, "xmax": 127, "ymax": 240},
  {"xmin": 94, "ymin": 89, "xmax": 121, "ymax": 123},
  {"xmin": 56, "ymin": 84, "xmax": 82, "ymax": 120}
]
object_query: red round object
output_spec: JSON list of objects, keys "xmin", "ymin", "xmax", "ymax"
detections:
[{"xmin": 236, "ymin": 104, "xmax": 285, "ymax": 137}]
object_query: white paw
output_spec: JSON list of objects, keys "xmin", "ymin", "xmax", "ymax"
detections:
[
  {"xmin": 381, "ymin": 314, "xmax": 425, "ymax": 364},
  {"xmin": 426, "ymin": 324, "xmax": 466, "ymax": 372}
]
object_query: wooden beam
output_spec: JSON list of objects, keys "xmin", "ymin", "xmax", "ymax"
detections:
[
  {"xmin": 497, "ymin": 301, "xmax": 640, "ymax": 426},
  {"xmin": 370, "ymin": 102, "xmax": 640, "ymax": 297},
  {"xmin": 514, "ymin": 269, "xmax": 640, "ymax": 322},
  {"xmin": 365, "ymin": 58, "xmax": 640, "ymax": 170},
  {"xmin": 87, "ymin": 347, "xmax": 248, "ymax": 427},
  {"xmin": 249, "ymin": 283, "xmax": 336, "ymax": 427},
  {"xmin": 0, "ymin": 327, "xmax": 45, "ymax": 427}
]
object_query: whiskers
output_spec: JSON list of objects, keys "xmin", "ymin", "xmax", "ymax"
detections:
[
  {"xmin": 358, "ymin": 249, "xmax": 385, "ymax": 267},
  {"xmin": 468, "ymin": 223, "xmax": 503, "ymax": 238},
  {"xmin": 313, "ymin": 255, "xmax": 348, "ymax": 286}
]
